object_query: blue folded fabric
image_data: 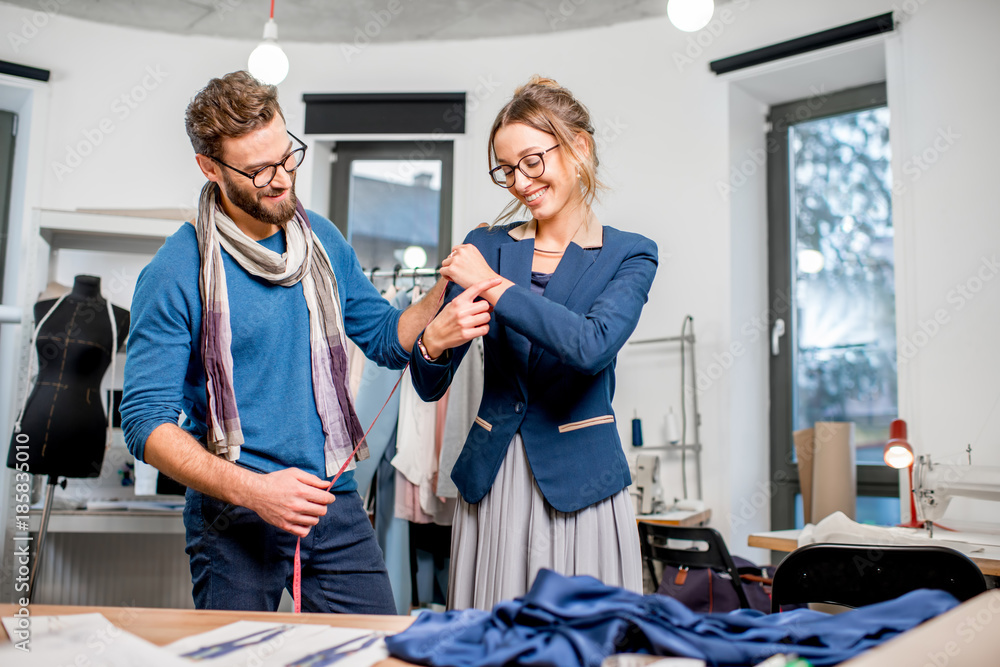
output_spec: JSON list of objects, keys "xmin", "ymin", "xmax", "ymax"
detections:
[{"xmin": 386, "ymin": 568, "xmax": 958, "ymax": 667}]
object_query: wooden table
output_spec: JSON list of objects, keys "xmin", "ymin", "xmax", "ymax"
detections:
[
  {"xmin": 0, "ymin": 604, "xmax": 415, "ymax": 666},
  {"xmin": 636, "ymin": 508, "xmax": 712, "ymax": 526},
  {"xmin": 748, "ymin": 528, "xmax": 1000, "ymax": 576}
]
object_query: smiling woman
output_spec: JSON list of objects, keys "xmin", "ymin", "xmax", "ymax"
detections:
[{"xmin": 411, "ymin": 76, "xmax": 659, "ymax": 610}]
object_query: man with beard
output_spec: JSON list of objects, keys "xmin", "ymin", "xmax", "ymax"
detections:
[{"xmin": 120, "ymin": 72, "xmax": 465, "ymax": 613}]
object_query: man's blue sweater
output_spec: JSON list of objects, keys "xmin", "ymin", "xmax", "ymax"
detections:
[{"xmin": 121, "ymin": 210, "xmax": 409, "ymax": 492}]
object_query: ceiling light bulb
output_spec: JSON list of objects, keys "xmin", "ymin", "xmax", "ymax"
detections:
[
  {"xmin": 248, "ymin": 19, "xmax": 289, "ymax": 85},
  {"xmin": 667, "ymin": 0, "xmax": 715, "ymax": 32}
]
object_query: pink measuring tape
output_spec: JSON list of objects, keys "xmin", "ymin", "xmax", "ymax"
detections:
[{"xmin": 293, "ymin": 284, "xmax": 447, "ymax": 613}]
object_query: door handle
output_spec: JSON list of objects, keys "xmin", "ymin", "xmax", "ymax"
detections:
[{"xmin": 771, "ymin": 318, "xmax": 786, "ymax": 357}]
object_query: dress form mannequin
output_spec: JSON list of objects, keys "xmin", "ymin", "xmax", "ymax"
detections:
[{"xmin": 6, "ymin": 275, "xmax": 130, "ymax": 477}]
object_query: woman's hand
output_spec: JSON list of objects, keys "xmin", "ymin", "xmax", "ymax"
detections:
[
  {"xmin": 442, "ymin": 244, "xmax": 514, "ymax": 305},
  {"xmin": 421, "ymin": 278, "xmax": 501, "ymax": 359},
  {"xmin": 441, "ymin": 244, "xmax": 496, "ymax": 288}
]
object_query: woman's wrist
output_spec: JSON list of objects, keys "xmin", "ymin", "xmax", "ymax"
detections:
[
  {"xmin": 419, "ymin": 325, "xmax": 445, "ymax": 360},
  {"xmin": 484, "ymin": 278, "xmax": 515, "ymax": 306}
]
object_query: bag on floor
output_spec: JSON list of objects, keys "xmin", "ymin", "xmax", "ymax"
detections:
[{"xmin": 655, "ymin": 555, "xmax": 778, "ymax": 613}]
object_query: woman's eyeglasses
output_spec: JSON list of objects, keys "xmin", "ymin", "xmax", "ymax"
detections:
[{"xmin": 489, "ymin": 145, "xmax": 560, "ymax": 188}]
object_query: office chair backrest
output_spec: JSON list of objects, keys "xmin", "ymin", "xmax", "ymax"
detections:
[
  {"xmin": 638, "ymin": 522, "xmax": 752, "ymax": 610},
  {"xmin": 769, "ymin": 542, "xmax": 987, "ymax": 613}
]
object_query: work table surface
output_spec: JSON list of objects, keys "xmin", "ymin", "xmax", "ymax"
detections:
[{"xmin": 0, "ymin": 603, "xmax": 416, "ymax": 666}]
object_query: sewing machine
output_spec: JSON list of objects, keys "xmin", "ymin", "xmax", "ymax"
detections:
[
  {"xmin": 913, "ymin": 454, "xmax": 1000, "ymax": 535},
  {"xmin": 629, "ymin": 453, "xmax": 666, "ymax": 515}
]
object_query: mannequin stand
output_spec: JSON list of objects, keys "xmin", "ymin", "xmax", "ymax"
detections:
[{"xmin": 27, "ymin": 475, "xmax": 62, "ymax": 603}]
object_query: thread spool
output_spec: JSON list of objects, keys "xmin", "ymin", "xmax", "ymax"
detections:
[
  {"xmin": 666, "ymin": 407, "xmax": 681, "ymax": 445},
  {"xmin": 631, "ymin": 410, "xmax": 643, "ymax": 447}
]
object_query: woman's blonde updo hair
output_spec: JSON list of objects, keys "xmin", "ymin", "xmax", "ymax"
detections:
[{"xmin": 489, "ymin": 76, "xmax": 604, "ymax": 225}]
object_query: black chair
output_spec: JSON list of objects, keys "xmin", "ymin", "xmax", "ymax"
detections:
[
  {"xmin": 769, "ymin": 542, "xmax": 988, "ymax": 613},
  {"xmin": 637, "ymin": 522, "xmax": 751, "ymax": 609}
]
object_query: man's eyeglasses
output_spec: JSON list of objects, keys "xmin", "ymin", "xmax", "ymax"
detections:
[
  {"xmin": 489, "ymin": 145, "xmax": 560, "ymax": 188},
  {"xmin": 210, "ymin": 131, "xmax": 308, "ymax": 188}
]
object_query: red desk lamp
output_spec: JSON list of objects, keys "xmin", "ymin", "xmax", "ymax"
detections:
[{"xmin": 883, "ymin": 418, "xmax": 923, "ymax": 528}]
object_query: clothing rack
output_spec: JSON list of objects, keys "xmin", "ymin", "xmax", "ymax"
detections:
[
  {"xmin": 363, "ymin": 267, "xmax": 441, "ymax": 281},
  {"xmin": 629, "ymin": 316, "xmax": 703, "ymax": 500}
]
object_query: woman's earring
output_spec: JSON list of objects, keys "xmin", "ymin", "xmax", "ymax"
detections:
[{"xmin": 576, "ymin": 169, "xmax": 582, "ymax": 179}]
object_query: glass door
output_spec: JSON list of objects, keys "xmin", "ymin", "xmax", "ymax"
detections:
[{"xmin": 768, "ymin": 83, "xmax": 900, "ymax": 530}]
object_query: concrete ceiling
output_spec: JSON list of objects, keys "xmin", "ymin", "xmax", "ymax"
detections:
[{"xmin": 0, "ymin": 0, "xmax": 675, "ymax": 43}]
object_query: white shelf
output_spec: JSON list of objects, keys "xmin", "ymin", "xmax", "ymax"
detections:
[
  {"xmin": 28, "ymin": 509, "xmax": 184, "ymax": 535},
  {"xmin": 37, "ymin": 208, "xmax": 186, "ymax": 253}
]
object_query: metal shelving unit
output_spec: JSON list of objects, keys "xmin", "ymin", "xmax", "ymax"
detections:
[{"xmin": 630, "ymin": 316, "xmax": 703, "ymax": 499}]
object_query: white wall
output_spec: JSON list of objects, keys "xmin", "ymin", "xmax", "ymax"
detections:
[
  {"xmin": 883, "ymin": 0, "xmax": 1000, "ymax": 521},
  {"xmin": 1, "ymin": 0, "xmax": 998, "ymax": 567}
]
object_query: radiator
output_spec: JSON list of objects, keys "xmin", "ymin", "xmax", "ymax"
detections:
[{"xmin": 32, "ymin": 533, "xmax": 193, "ymax": 609}]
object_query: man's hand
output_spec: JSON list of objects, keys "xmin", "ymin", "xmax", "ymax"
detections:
[
  {"xmin": 245, "ymin": 468, "xmax": 336, "ymax": 538},
  {"xmin": 144, "ymin": 424, "xmax": 335, "ymax": 538},
  {"xmin": 421, "ymin": 278, "xmax": 501, "ymax": 359}
]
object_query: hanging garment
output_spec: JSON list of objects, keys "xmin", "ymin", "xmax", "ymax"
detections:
[
  {"xmin": 349, "ymin": 288, "xmax": 408, "ymax": 499},
  {"xmin": 386, "ymin": 569, "xmax": 959, "ymax": 667},
  {"xmin": 392, "ymin": 287, "xmax": 454, "ymax": 525},
  {"xmin": 436, "ymin": 337, "xmax": 484, "ymax": 499},
  {"xmin": 394, "ymin": 469, "xmax": 436, "ymax": 525}
]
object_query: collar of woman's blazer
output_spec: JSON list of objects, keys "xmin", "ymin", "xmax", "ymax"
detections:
[{"xmin": 506, "ymin": 217, "xmax": 604, "ymax": 249}]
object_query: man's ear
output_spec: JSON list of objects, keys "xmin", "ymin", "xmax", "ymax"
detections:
[{"xmin": 195, "ymin": 154, "xmax": 222, "ymax": 183}]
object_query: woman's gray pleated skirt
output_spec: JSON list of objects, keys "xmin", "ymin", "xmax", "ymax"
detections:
[{"xmin": 447, "ymin": 432, "xmax": 643, "ymax": 610}]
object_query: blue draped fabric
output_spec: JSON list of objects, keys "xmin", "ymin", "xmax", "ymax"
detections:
[{"xmin": 386, "ymin": 569, "xmax": 958, "ymax": 667}]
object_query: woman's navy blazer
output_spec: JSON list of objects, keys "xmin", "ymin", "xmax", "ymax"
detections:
[{"xmin": 410, "ymin": 219, "xmax": 658, "ymax": 513}]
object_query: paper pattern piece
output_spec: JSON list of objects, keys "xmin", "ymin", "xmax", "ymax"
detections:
[
  {"xmin": 0, "ymin": 613, "xmax": 190, "ymax": 666},
  {"xmin": 164, "ymin": 620, "xmax": 389, "ymax": 667},
  {"xmin": 2, "ymin": 616, "xmax": 389, "ymax": 667}
]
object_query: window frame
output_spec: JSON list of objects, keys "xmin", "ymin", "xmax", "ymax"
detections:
[
  {"xmin": 766, "ymin": 82, "xmax": 899, "ymax": 532},
  {"xmin": 328, "ymin": 140, "xmax": 454, "ymax": 269}
]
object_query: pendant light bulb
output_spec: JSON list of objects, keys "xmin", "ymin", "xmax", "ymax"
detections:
[
  {"xmin": 248, "ymin": 18, "xmax": 289, "ymax": 85},
  {"xmin": 667, "ymin": 0, "xmax": 715, "ymax": 32}
]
